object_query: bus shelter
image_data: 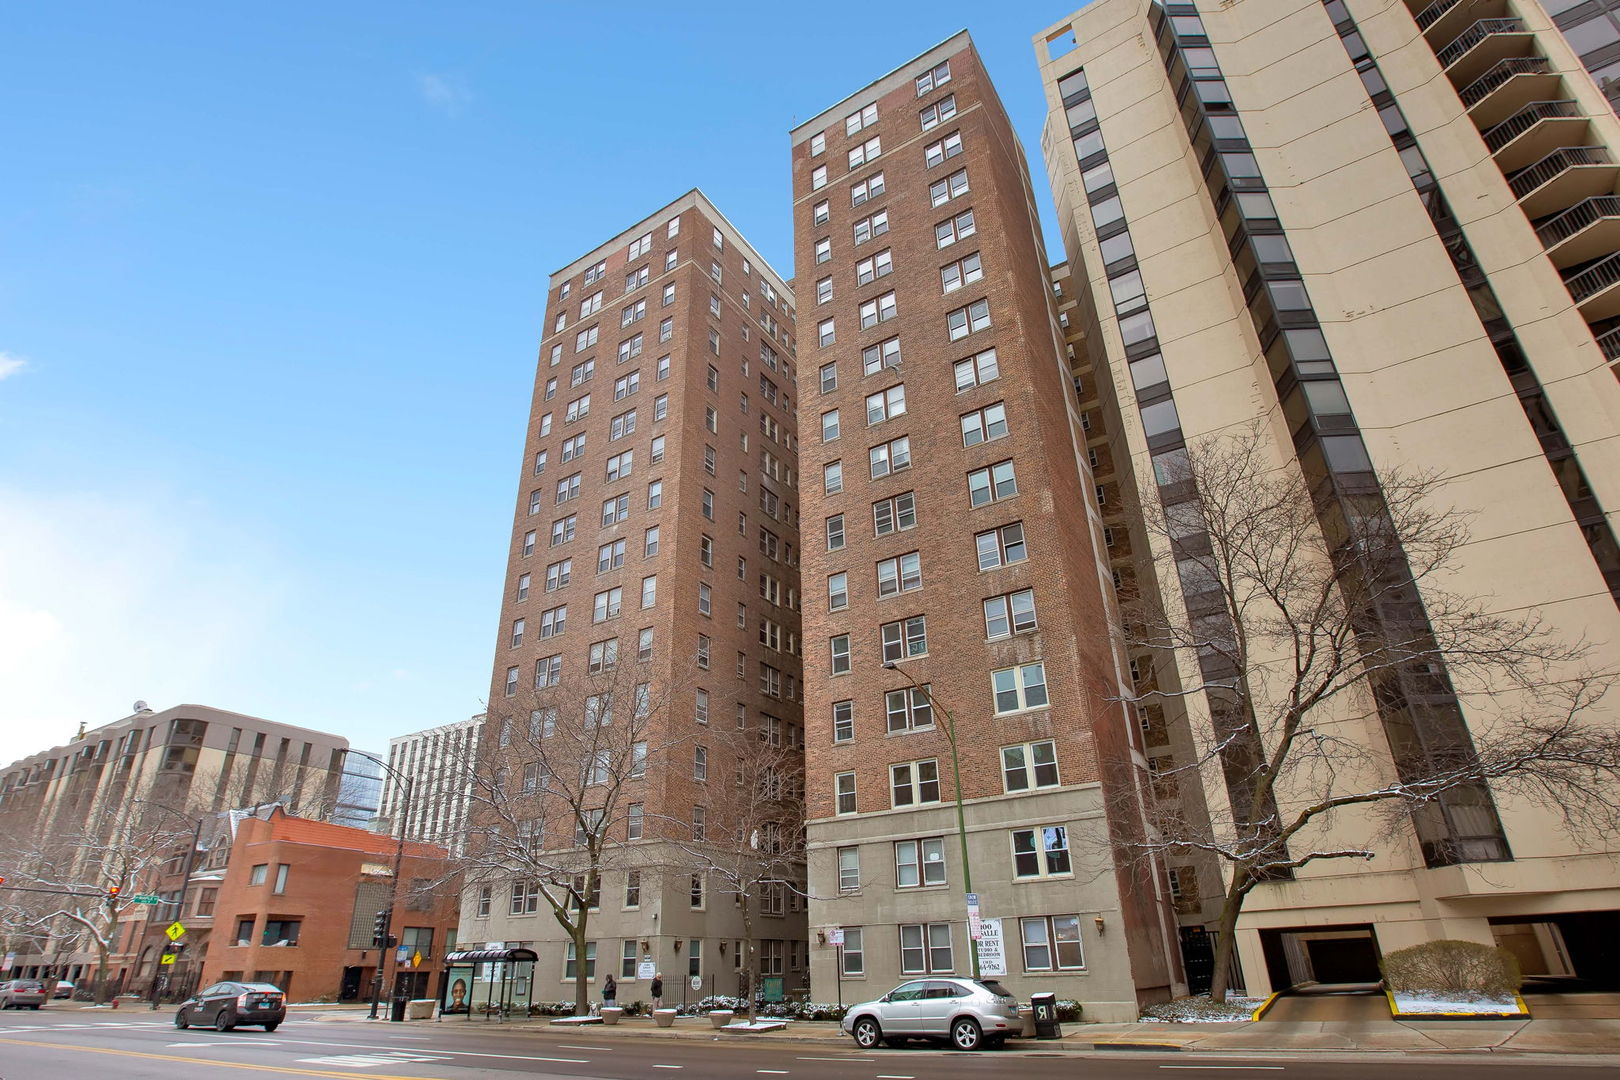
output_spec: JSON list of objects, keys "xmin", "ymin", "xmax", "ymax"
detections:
[{"xmin": 440, "ymin": 948, "xmax": 538, "ymax": 1021}]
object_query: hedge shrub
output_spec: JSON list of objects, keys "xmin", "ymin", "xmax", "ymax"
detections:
[{"xmin": 1379, "ymin": 939, "xmax": 1522, "ymax": 996}]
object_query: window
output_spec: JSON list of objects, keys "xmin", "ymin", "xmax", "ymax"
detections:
[
  {"xmin": 832, "ymin": 699, "xmax": 854, "ymax": 743},
  {"xmin": 993, "ymin": 662, "xmax": 1048, "ymax": 713},
  {"xmin": 880, "ymin": 615, "xmax": 927, "ymax": 661},
  {"xmin": 842, "ymin": 928, "xmax": 865, "ymax": 975},
  {"xmin": 555, "ymin": 472, "xmax": 581, "ymax": 504},
  {"xmin": 1003, "ymin": 740, "xmax": 1060, "ymax": 792},
  {"xmin": 855, "ymin": 248, "xmax": 893, "ymax": 286},
  {"xmin": 606, "ymin": 450, "xmax": 633, "ymax": 482},
  {"xmin": 924, "ymin": 131, "xmax": 964, "ymax": 168},
  {"xmin": 899, "ymin": 923, "xmax": 953, "ymax": 973},
  {"xmin": 694, "ymin": 745, "xmax": 708, "ymax": 781},
  {"xmin": 249, "ymin": 863, "xmax": 269, "ymax": 886},
  {"xmin": 550, "ymin": 515, "xmax": 577, "ymax": 546},
  {"xmin": 544, "ymin": 376, "xmax": 557, "ymax": 400},
  {"xmin": 565, "ymin": 941, "xmax": 597, "ymax": 980},
  {"xmin": 530, "ymin": 706, "xmax": 557, "ymax": 739},
  {"xmin": 838, "ymin": 847, "xmax": 860, "ymax": 891},
  {"xmin": 601, "ymin": 493, "xmax": 630, "ymax": 526},
  {"xmin": 627, "ymin": 232, "xmax": 652, "ymax": 259},
  {"xmin": 968, "ymin": 460, "xmax": 1017, "ymax": 506},
  {"xmin": 929, "ymin": 167, "xmax": 970, "ymax": 207},
  {"xmin": 828, "ymin": 571, "xmax": 849, "ymax": 611},
  {"xmin": 504, "ymin": 666, "xmax": 519, "ymax": 697},
  {"xmin": 858, "ymin": 291, "xmax": 897, "ymax": 329},
  {"xmin": 984, "ymin": 588, "xmax": 1037, "ymax": 638},
  {"xmin": 510, "ymin": 617, "xmax": 526, "ymax": 649},
  {"xmin": 853, "ymin": 209, "xmax": 889, "ymax": 245},
  {"xmin": 560, "ymin": 434, "xmax": 586, "ymax": 463},
  {"xmin": 876, "ymin": 551, "xmax": 922, "ymax": 596},
  {"xmin": 885, "ymin": 685, "xmax": 934, "ymax": 732},
  {"xmin": 960, "ymin": 401, "xmax": 1008, "ymax": 445},
  {"xmin": 813, "ymin": 199, "xmax": 829, "ymax": 226},
  {"xmin": 617, "ymin": 335, "xmax": 643, "ymax": 363},
  {"xmin": 1021, "ymin": 914, "xmax": 1085, "ymax": 971},
  {"xmin": 815, "ymin": 276, "xmax": 833, "ymax": 305},
  {"xmin": 811, "ymin": 164, "xmax": 827, "ymax": 190},
  {"xmin": 818, "ymin": 318, "xmax": 836, "ymax": 347},
  {"xmin": 536, "ymin": 562, "xmax": 569, "ymax": 599},
  {"xmin": 830, "ymin": 634, "xmax": 851, "ymax": 675},
  {"xmin": 517, "ymin": 573, "xmax": 532, "ymax": 601},
  {"xmin": 528, "ymin": 490, "xmax": 543, "ymax": 515},
  {"xmin": 697, "ymin": 582, "xmax": 712, "ymax": 615},
  {"xmin": 539, "ymin": 604, "xmax": 567, "ymax": 638},
  {"xmin": 865, "ymin": 384, "xmax": 905, "ymax": 424},
  {"xmin": 620, "ymin": 299, "xmax": 646, "ymax": 327},
  {"xmin": 647, "ymin": 479, "xmax": 663, "ymax": 509},
  {"xmin": 1012, "ymin": 825, "xmax": 1071, "ymax": 877},
  {"xmin": 851, "ymin": 171, "xmax": 885, "ymax": 206},
  {"xmin": 947, "ymin": 298, "xmax": 990, "ymax": 339},
  {"xmin": 975, "ymin": 522, "xmax": 1027, "ymax": 569},
  {"xmin": 626, "ymin": 266, "xmax": 648, "ymax": 294},
  {"xmin": 823, "ymin": 461, "xmax": 843, "ymax": 495},
  {"xmin": 861, "ymin": 336, "xmax": 900, "ymax": 375},
  {"xmin": 825, "ymin": 513, "xmax": 845, "ymax": 551},
  {"xmin": 614, "ymin": 371, "xmax": 640, "ymax": 400},
  {"xmin": 916, "ymin": 60, "xmax": 951, "ymax": 96},
  {"xmin": 691, "ymin": 805, "xmax": 707, "ymax": 841},
  {"xmin": 810, "ymin": 131, "xmax": 826, "ymax": 155},
  {"xmin": 565, "ymin": 393, "xmax": 591, "ymax": 422},
  {"xmin": 814, "ymin": 237, "xmax": 831, "ymax": 264},
  {"xmin": 845, "ymin": 101, "xmax": 878, "ymax": 135},
  {"xmin": 588, "ymin": 638, "xmax": 619, "ymax": 674},
  {"xmin": 869, "ymin": 435, "xmax": 911, "ymax": 478},
  {"xmin": 835, "ymin": 772, "xmax": 857, "ymax": 815},
  {"xmin": 847, "ymin": 135, "xmax": 881, "ymax": 169},
  {"xmin": 896, "ymin": 837, "xmax": 946, "ymax": 887},
  {"xmin": 535, "ymin": 654, "xmax": 561, "ymax": 687},
  {"xmin": 953, "ymin": 347, "xmax": 1000, "ymax": 391},
  {"xmin": 593, "ymin": 587, "xmax": 622, "ymax": 623},
  {"xmin": 663, "ymin": 249, "xmax": 677, "ymax": 272},
  {"xmin": 533, "ymin": 449, "xmax": 548, "ymax": 475},
  {"xmin": 941, "ymin": 251, "xmax": 983, "ymax": 293},
  {"xmin": 637, "ymin": 626, "xmax": 654, "ymax": 661},
  {"xmin": 641, "ymin": 575, "xmax": 657, "ymax": 608},
  {"xmin": 627, "ymin": 806, "xmax": 645, "ymax": 843},
  {"xmin": 598, "ymin": 539, "xmax": 626, "ymax": 573}
]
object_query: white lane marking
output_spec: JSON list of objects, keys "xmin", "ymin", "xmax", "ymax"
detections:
[
  {"xmin": 196, "ymin": 1033, "xmax": 587, "ymax": 1062},
  {"xmin": 297, "ymin": 1051, "xmax": 454, "ymax": 1067},
  {"xmin": 558, "ymin": 1043, "xmax": 614, "ymax": 1050},
  {"xmin": 758, "ymin": 1071, "xmax": 790, "ymax": 1075},
  {"xmin": 1159, "ymin": 1069, "xmax": 1285, "ymax": 1072},
  {"xmin": 653, "ymin": 1066, "xmax": 684, "ymax": 1071},
  {"xmin": 798, "ymin": 1056, "xmax": 873, "ymax": 1062},
  {"xmin": 876, "ymin": 1075, "xmax": 916, "ymax": 1079}
]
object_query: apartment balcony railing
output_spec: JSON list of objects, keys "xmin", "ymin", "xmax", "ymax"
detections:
[
  {"xmin": 1460, "ymin": 56, "xmax": 1550, "ymax": 108},
  {"xmin": 1563, "ymin": 250, "xmax": 1620, "ymax": 303},
  {"xmin": 1437, "ymin": 18, "xmax": 1526, "ymax": 70},
  {"xmin": 1596, "ymin": 326, "xmax": 1620, "ymax": 362},
  {"xmin": 1536, "ymin": 196, "xmax": 1620, "ymax": 248},
  {"xmin": 1414, "ymin": 0, "xmax": 1461, "ymax": 32},
  {"xmin": 1509, "ymin": 146, "xmax": 1613, "ymax": 201},
  {"xmin": 1483, "ymin": 100, "xmax": 1580, "ymax": 153}
]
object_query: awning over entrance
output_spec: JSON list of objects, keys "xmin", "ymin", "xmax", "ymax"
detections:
[{"xmin": 444, "ymin": 949, "xmax": 538, "ymax": 964}]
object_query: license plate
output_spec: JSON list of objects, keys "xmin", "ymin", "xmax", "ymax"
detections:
[{"xmin": 257, "ymin": 1002, "xmax": 270, "ymax": 1009}]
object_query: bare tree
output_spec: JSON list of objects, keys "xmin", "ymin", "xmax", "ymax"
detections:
[
  {"xmin": 1119, "ymin": 425, "xmax": 1620, "ymax": 1002},
  {"xmin": 446, "ymin": 655, "xmax": 691, "ymax": 1016},
  {"xmin": 655, "ymin": 717, "xmax": 806, "ymax": 1022}
]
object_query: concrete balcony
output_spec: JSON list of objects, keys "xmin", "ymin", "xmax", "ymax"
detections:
[
  {"xmin": 1510, "ymin": 146, "xmax": 1619, "ymax": 218},
  {"xmin": 1417, "ymin": 0, "xmax": 1509, "ymax": 52},
  {"xmin": 1462, "ymin": 57, "xmax": 1560, "ymax": 128},
  {"xmin": 1483, "ymin": 100, "xmax": 1586, "ymax": 172},
  {"xmin": 1563, "ymin": 250, "xmax": 1620, "ymax": 321},
  {"xmin": 1536, "ymin": 196, "xmax": 1620, "ymax": 268},
  {"xmin": 1437, "ymin": 18, "xmax": 1534, "ymax": 86},
  {"xmin": 1595, "ymin": 325, "xmax": 1620, "ymax": 363}
]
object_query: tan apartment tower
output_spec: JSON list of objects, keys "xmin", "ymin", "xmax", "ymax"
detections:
[
  {"xmin": 380, "ymin": 716, "xmax": 483, "ymax": 856},
  {"xmin": 1035, "ymin": 0, "xmax": 1620, "ymax": 994},
  {"xmin": 791, "ymin": 32, "xmax": 1181, "ymax": 1020},
  {"xmin": 470, "ymin": 190, "xmax": 809, "ymax": 1002}
]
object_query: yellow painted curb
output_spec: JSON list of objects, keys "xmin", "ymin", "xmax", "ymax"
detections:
[
  {"xmin": 1250, "ymin": 991, "xmax": 1281, "ymax": 1021},
  {"xmin": 1384, "ymin": 988, "xmax": 1532, "ymax": 1020}
]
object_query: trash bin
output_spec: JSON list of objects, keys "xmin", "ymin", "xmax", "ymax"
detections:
[
  {"xmin": 1030, "ymin": 993, "xmax": 1062, "ymax": 1039},
  {"xmin": 389, "ymin": 995, "xmax": 408, "ymax": 1022}
]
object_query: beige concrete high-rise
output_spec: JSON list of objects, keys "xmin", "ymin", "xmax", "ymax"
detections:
[
  {"xmin": 1035, "ymin": 0, "xmax": 1620, "ymax": 994},
  {"xmin": 470, "ymin": 190, "xmax": 808, "ymax": 1002},
  {"xmin": 791, "ymin": 32, "xmax": 1181, "ymax": 1020}
]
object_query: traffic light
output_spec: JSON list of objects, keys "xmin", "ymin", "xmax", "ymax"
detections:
[
  {"xmin": 371, "ymin": 910, "xmax": 390, "ymax": 947},
  {"xmin": 106, "ymin": 884, "xmax": 121, "ymax": 906}
]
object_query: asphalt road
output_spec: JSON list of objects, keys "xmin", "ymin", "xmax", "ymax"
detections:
[{"xmin": 0, "ymin": 1009, "xmax": 1612, "ymax": 1080}]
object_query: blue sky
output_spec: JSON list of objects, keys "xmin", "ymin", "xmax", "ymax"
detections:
[{"xmin": 0, "ymin": 1, "xmax": 1077, "ymax": 766}]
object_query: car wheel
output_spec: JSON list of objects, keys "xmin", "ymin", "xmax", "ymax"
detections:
[
  {"xmin": 987, "ymin": 1035, "xmax": 1006, "ymax": 1050},
  {"xmin": 884, "ymin": 1036, "xmax": 907, "ymax": 1048},
  {"xmin": 217, "ymin": 1007, "xmax": 237, "ymax": 1031},
  {"xmin": 30, "ymin": 1005, "xmax": 40, "ymax": 1011},
  {"xmin": 950, "ymin": 1016, "xmax": 982, "ymax": 1051},
  {"xmin": 263, "ymin": 1022, "xmax": 280, "ymax": 1032},
  {"xmin": 852, "ymin": 1016, "xmax": 882, "ymax": 1050},
  {"xmin": 175, "ymin": 1011, "xmax": 190, "ymax": 1029}
]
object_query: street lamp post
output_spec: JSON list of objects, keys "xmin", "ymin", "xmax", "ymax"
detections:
[
  {"xmin": 343, "ymin": 749, "xmax": 414, "ymax": 1021},
  {"xmin": 883, "ymin": 660, "xmax": 980, "ymax": 979}
]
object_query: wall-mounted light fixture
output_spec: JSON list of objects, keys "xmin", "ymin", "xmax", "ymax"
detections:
[{"xmin": 1094, "ymin": 915, "xmax": 1107, "ymax": 934}]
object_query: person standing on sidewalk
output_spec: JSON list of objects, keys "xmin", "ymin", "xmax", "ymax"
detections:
[
  {"xmin": 651, "ymin": 973, "xmax": 663, "ymax": 1010},
  {"xmin": 602, "ymin": 974, "xmax": 617, "ymax": 1011}
]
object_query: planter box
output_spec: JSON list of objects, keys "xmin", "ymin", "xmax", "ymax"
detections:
[
  {"xmin": 406, "ymin": 999, "xmax": 436, "ymax": 1020},
  {"xmin": 600, "ymin": 1007, "xmax": 624, "ymax": 1025},
  {"xmin": 653, "ymin": 1008, "xmax": 678, "ymax": 1028},
  {"xmin": 708, "ymin": 1009, "xmax": 735, "ymax": 1029}
]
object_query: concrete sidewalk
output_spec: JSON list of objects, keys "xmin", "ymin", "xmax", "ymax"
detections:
[{"xmin": 290, "ymin": 1002, "xmax": 1620, "ymax": 1055}]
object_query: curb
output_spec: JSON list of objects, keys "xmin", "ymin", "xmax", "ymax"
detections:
[
  {"xmin": 1251, "ymin": 992, "xmax": 1282, "ymax": 1021},
  {"xmin": 1092, "ymin": 1041, "xmax": 1187, "ymax": 1052}
]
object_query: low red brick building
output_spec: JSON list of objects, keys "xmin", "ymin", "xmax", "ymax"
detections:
[{"xmin": 198, "ymin": 808, "xmax": 459, "ymax": 1002}]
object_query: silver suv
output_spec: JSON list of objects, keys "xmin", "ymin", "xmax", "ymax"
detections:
[{"xmin": 841, "ymin": 977, "xmax": 1019, "ymax": 1051}]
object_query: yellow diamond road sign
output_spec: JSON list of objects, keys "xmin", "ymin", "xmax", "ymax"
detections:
[
  {"xmin": 160, "ymin": 953, "xmax": 176, "ymax": 965},
  {"xmin": 165, "ymin": 921, "xmax": 186, "ymax": 941},
  {"xmin": 411, "ymin": 951, "xmax": 422, "ymax": 969}
]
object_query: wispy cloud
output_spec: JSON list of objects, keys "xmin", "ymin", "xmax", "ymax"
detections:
[
  {"xmin": 417, "ymin": 73, "xmax": 471, "ymax": 115},
  {"xmin": 0, "ymin": 351, "xmax": 28, "ymax": 381}
]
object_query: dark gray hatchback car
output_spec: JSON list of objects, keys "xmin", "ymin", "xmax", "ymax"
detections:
[{"xmin": 175, "ymin": 981, "xmax": 286, "ymax": 1031}]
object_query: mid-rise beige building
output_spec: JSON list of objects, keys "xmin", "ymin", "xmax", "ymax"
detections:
[{"xmin": 1035, "ymin": 0, "xmax": 1620, "ymax": 994}]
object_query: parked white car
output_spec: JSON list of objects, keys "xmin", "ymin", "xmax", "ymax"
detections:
[{"xmin": 841, "ymin": 977, "xmax": 1019, "ymax": 1050}]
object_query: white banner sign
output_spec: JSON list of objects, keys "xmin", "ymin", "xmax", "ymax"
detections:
[
  {"xmin": 637, "ymin": 960, "xmax": 656, "ymax": 981},
  {"xmin": 975, "ymin": 918, "xmax": 1006, "ymax": 977},
  {"xmin": 825, "ymin": 927, "xmax": 844, "ymax": 946}
]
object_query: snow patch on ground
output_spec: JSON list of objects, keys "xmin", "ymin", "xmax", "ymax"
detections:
[
  {"xmin": 1390, "ymin": 991, "xmax": 1522, "ymax": 1015},
  {"xmin": 1140, "ymin": 995, "xmax": 1266, "ymax": 1023}
]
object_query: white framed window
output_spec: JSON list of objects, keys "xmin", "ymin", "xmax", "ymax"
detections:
[
  {"xmin": 861, "ymin": 336, "xmax": 900, "ymax": 375},
  {"xmin": 641, "ymin": 575, "xmax": 657, "ymax": 608},
  {"xmin": 984, "ymin": 588, "xmax": 1037, "ymax": 638},
  {"xmin": 575, "ymin": 326, "xmax": 598, "ymax": 352},
  {"xmin": 919, "ymin": 93, "xmax": 957, "ymax": 130},
  {"xmin": 850, "ymin": 171, "xmax": 885, "ymax": 206},
  {"xmin": 935, "ymin": 209, "xmax": 976, "ymax": 248},
  {"xmin": 813, "ymin": 199, "xmax": 829, "ymax": 226},
  {"xmin": 653, "ymin": 393, "xmax": 668, "ymax": 421},
  {"xmin": 614, "ymin": 370, "xmax": 640, "ymax": 399},
  {"xmin": 534, "ymin": 654, "xmax": 561, "ymax": 688},
  {"xmin": 667, "ymin": 216, "xmax": 681, "ymax": 238},
  {"xmin": 967, "ymin": 460, "xmax": 1019, "ymax": 509},
  {"xmin": 853, "ymin": 209, "xmax": 889, "ymax": 245},
  {"xmin": 954, "ymin": 346, "xmax": 1000, "ymax": 391},
  {"xmin": 823, "ymin": 460, "xmax": 843, "ymax": 494},
  {"xmin": 885, "ymin": 685, "xmax": 933, "ymax": 732},
  {"xmin": 828, "ymin": 571, "xmax": 849, "ymax": 611},
  {"xmin": 895, "ymin": 837, "xmax": 946, "ymax": 887},
  {"xmin": 855, "ymin": 248, "xmax": 893, "ymax": 286},
  {"xmin": 835, "ymin": 772, "xmax": 857, "ymax": 815},
  {"xmin": 845, "ymin": 101, "xmax": 878, "ymax": 135},
  {"xmin": 825, "ymin": 513, "xmax": 845, "ymax": 551},
  {"xmin": 929, "ymin": 167, "xmax": 970, "ymax": 207},
  {"xmin": 579, "ymin": 292, "xmax": 603, "ymax": 318},
  {"xmin": 550, "ymin": 514, "xmax": 576, "ymax": 546},
  {"xmin": 899, "ymin": 922, "xmax": 953, "ymax": 974},
  {"xmin": 1002, "ymin": 740, "xmax": 1060, "ymax": 792},
  {"xmin": 816, "ymin": 276, "xmax": 833, "ymax": 305},
  {"xmin": 554, "ymin": 470, "xmax": 582, "ymax": 501},
  {"xmin": 1011, "ymin": 825, "xmax": 1071, "ymax": 877},
  {"xmin": 832, "ymin": 699, "xmax": 854, "ymax": 743},
  {"xmin": 868, "ymin": 435, "xmax": 911, "ymax": 478},
  {"xmin": 838, "ymin": 847, "xmax": 860, "ymax": 891},
  {"xmin": 818, "ymin": 318, "xmax": 836, "ymax": 347},
  {"xmin": 810, "ymin": 131, "xmax": 826, "ymax": 155},
  {"xmin": 829, "ymin": 634, "xmax": 851, "ymax": 675},
  {"xmin": 597, "ymin": 539, "xmax": 626, "ymax": 573},
  {"xmin": 865, "ymin": 383, "xmax": 905, "ymax": 424},
  {"xmin": 646, "ymin": 478, "xmax": 663, "ymax": 509},
  {"xmin": 916, "ymin": 61, "xmax": 951, "ymax": 96},
  {"xmin": 592, "ymin": 587, "xmax": 622, "ymax": 623},
  {"xmin": 947, "ymin": 298, "xmax": 990, "ymax": 340},
  {"xmin": 544, "ymin": 559, "xmax": 571, "ymax": 591},
  {"xmin": 588, "ymin": 638, "xmax": 619, "ymax": 674},
  {"xmin": 627, "ymin": 232, "xmax": 652, "ymax": 259},
  {"xmin": 561, "ymin": 433, "xmax": 586, "ymax": 463},
  {"xmin": 880, "ymin": 615, "xmax": 927, "ymax": 661},
  {"xmin": 924, "ymin": 130, "xmax": 964, "ymax": 168},
  {"xmin": 601, "ymin": 493, "xmax": 629, "ymax": 526},
  {"xmin": 960, "ymin": 401, "xmax": 1008, "ymax": 446},
  {"xmin": 606, "ymin": 450, "xmax": 634, "ymax": 482},
  {"xmin": 848, "ymin": 135, "xmax": 881, "ymax": 169},
  {"xmin": 539, "ymin": 604, "xmax": 566, "ymax": 638},
  {"xmin": 620, "ymin": 298, "xmax": 646, "ymax": 327},
  {"xmin": 941, "ymin": 251, "xmax": 983, "ymax": 293},
  {"xmin": 1021, "ymin": 914, "xmax": 1085, "ymax": 971},
  {"xmin": 975, "ymin": 521, "xmax": 1027, "ymax": 569},
  {"xmin": 811, "ymin": 164, "xmax": 828, "ymax": 190},
  {"xmin": 821, "ymin": 408, "xmax": 841, "ymax": 442},
  {"xmin": 873, "ymin": 491, "xmax": 917, "ymax": 535},
  {"xmin": 858, "ymin": 291, "xmax": 897, "ymax": 330},
  {"xmin": 626, "ymin": 266, "xmax": 648, "ymax": 293},
  {"xmin": 876, "ymin": 551, "xmax": 922, "ymax": 596},
  {"xmin": 697, "ymin": 581, "xmax": 712, "ymax": 615},
  {"xmin": 993, "ymin": 661, "xmax": 1049, "ymax": 714}
]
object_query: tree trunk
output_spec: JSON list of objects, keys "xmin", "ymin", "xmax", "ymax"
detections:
[
  {"xmin": 1207, "ymin": 869, "xmax": 1249, "ymax": 1004},
  {"xmin": 93, "ymin": 940, "xmax": 111, "ymax": 1005},
  {"xmin": 572, "ymin": 923, "xmax": 590, "ymax": 1016},
  {"xmin": 742, "ymin": 908, "xmax": 756, "ymax": 1022}
]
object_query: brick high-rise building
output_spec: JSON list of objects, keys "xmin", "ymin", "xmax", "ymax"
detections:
[
  {"xmin": 791, "ymin": 32, "xmax": 1181, "ymax": 1019},
  {"xmin": 1035, "ymin": 0, "xmax": 1620, "ymax": 993},
  {"xmin": 468, "ymin": 190, "xmax": 809, "ymax": 1001}
]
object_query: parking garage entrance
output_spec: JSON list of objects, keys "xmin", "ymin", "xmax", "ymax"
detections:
[{"xmin": 1259, "ymin": 924, "xmax": 1382, "ymax": 990}]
